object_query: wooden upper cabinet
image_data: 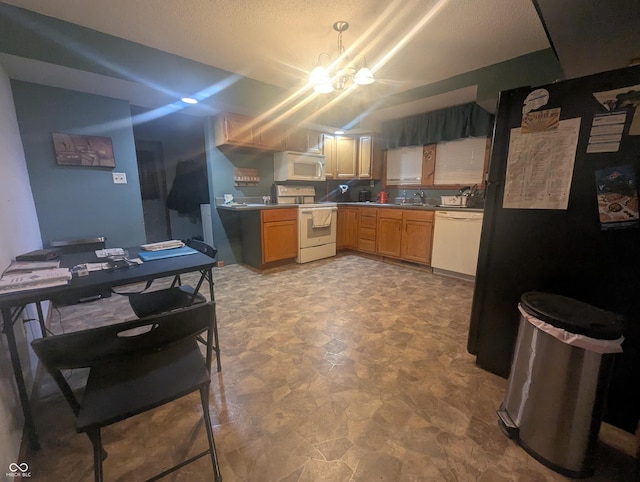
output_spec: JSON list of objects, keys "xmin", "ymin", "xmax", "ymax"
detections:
[
  {"xmin": 214, "ymin": 113, "xmax": 285, "ymax": 151},
  {"xmin": 335, "ymin": 136, "xmax": 357, "ymax": 178},
  {"xmin": 285, "ymin": 128, "xmax": 324, "ymax": 153},
  {"xmin": 358, "ymin": 134, "xmax": 383, "ymax": 179},
  {"xmin": 323, "ymin": 133, "xmax": 382, "ymax": 180},
  {"xmin": 307, "ymin": 130, "xmax": 323, "ymax": 154},
  {"xmin": 219, "ymin": 113, "xmax": 255, "ymax": 145},
  {"xmin": 322, "ymin": 134, "xmax": 337, "ymax": 179},
  {"xmin": 258, "ymin": 122, "xmax": 286, "ymax": 151},
  {"xmin": 285, "ymin": 128, "xmax": 309, "ymax": 152}
]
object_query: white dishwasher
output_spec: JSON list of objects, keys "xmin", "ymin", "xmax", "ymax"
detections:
[{"xmin": 431, "ymin": 210, "xmax": 484, "ymax": 278}]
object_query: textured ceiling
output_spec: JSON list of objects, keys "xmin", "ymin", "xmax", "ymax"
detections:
[
  {"xmin": 2, "ymin": 0, "xmax": 549, "ymax": 114},
  {"xmin": 3, "ymin": 0, "xmax": 549, "ymax": 91},
  {"xmin": 533, "ymin": 0, "xmax": 640, "ymax": 80}
]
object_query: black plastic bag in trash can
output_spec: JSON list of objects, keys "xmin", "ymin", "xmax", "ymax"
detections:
[{"xmin": 497, "ymin": 291, "xmax": 624, "ymax": 479}]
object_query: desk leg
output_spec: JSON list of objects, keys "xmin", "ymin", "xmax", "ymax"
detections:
[
  {"xmin": 206, "ymin": 269, "xmax": 221, "ymax": 372},
  {"xmin": 1, "ymin": 307, "xmax": 39, "ymax": 451},
  {"xmin": 35, "ymin": 301, "xmax": 47, "ymax": 338}
]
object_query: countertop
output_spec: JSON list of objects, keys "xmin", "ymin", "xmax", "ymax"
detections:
[{"xmin": 216, "ymin": 202, "xmax": 484, "ymax": 213}]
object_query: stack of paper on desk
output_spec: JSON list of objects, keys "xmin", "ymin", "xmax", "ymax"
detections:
[
  {"xmin": 140, "ymin": 240, "xmax": 185, "ymax": 251},
  {"xmin": 0, "ymin": 268, "xmax": 71, "ymax": 293},
  {"xmin": 4, "ymin": 260, "xmax": 60, "ymax": 273}
]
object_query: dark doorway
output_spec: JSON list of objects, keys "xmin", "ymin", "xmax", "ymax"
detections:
[{"xmin": 135, "ymin": 140, "xmax": 171, "ymax": 242}]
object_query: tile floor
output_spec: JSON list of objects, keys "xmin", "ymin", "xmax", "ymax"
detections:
[{"xmin": 25, "ymin": 254, "xmax": 637, "ymax": 481}]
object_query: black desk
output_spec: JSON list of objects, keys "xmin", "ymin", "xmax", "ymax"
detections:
[{"xmin": 0, "ymin": 248, "xmax": 217, "ymax": 451}]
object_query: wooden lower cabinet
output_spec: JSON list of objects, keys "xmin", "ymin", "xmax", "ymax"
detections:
[
  {"xmin": 401, "ymin": 211, "xmax": 434, "ymax": 264},
  {"xmin": 377, "ymin": 209, "xmax": 403, "ymax": 257},
  {"xmin": 377, "ymin": 209, "xmax": 435, "ymax": 265},
  {"xmin": 337, "ymin": 206, "xmax": 358, "ymax": 249},
  {"xmin": 336, "ymin": 206, "xmax": 435, "ymax": 265},
  {"xmin": 261, "ymin": 209, "xmax": 298, "ymax": 263},
  {"xmin": 238, "ymin": 208, "xmax": 298, "ymax": 268},
  {"xmin": 357, "ymin": 207, "xmax": 378, "ymax": 253}
]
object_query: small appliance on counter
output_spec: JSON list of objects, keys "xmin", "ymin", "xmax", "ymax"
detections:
[
  {"xmin": 358, "ymin": 189, "xmax": 372, "ymax": 202},
  {"xmin": 377, "ymin": 191, "xmax": 389, "ymax": 204}
]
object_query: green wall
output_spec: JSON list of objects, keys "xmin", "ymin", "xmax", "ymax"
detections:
[{"xmin": 11, "ymin": 81, "xmax": 146, "ymax": 248}]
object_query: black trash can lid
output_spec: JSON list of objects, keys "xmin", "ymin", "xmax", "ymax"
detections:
[{"xmin": 520, "ymin": 291, "xmax": 623, "ymax": 340}]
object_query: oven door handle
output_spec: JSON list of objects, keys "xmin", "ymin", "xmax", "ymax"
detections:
[{"xmin": 300, "ymin": 208, "xmax": 338, "ymax": 214}]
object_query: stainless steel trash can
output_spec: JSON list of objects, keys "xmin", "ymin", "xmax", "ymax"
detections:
[{"xmin": 497, "ymin": 291, "xmax": 623, "ymax": 479}]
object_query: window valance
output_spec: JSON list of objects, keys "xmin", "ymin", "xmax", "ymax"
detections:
[{"xmin": 382, "ymin": 102, "xmax": 494, "ymax": 149}]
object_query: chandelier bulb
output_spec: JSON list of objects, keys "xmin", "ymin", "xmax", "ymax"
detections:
[{"xmin": 309, "ymin": 21, "xmax": 375, "ymax": 93}]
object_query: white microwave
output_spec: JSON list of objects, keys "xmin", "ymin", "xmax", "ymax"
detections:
[{"xmin": 274, "ymin": 151, "xmax": 326, "ymax": 181}]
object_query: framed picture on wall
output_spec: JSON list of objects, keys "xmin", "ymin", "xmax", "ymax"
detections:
[{"xmin": 52, "ymin": 132, "xmax": 115, "ymax": 168}]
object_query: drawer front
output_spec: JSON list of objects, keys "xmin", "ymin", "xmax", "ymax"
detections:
[
  {"xmin": 379, "ymin": 209, "xmax": 403, "ymax": 220},
  {"xmin": 359, "ymin": 227, "xmax": 377, "ymax": 240},
  {"xmin": 262, "ymin": 208, "xmax": 297, "ymax": 223},
  {"xmin": 358, "ymin": 238, "xmax": 377, "ymax": 253},
  {"xmin": 403, "ymin": 210, "xmax": 434, "ymax": 222},
  {"xmin": 359, "ymin": 207, "xmax": 378, "ymax": 217},
  {"xmin": 360, "ymin": 216, "xmax": 377, "ymax": 229}
]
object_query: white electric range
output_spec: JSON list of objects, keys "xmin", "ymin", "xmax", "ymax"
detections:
[{"xmin": 273, "ymin": 185, "xmax": 337, "ymax": 263}]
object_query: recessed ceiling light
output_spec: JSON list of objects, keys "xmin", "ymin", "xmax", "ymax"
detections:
[
  {"xmin": 334, "ymin": 130, "xmax": 345, "ymax": 135},
  {"xmin": 181, "ymin": 97, "xmax": 198, "ymax": 104}
]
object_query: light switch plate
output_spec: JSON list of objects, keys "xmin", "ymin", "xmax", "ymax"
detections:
[{"xmin": 112, "ymin": 172, "xmax": 127, "ymax": 184}]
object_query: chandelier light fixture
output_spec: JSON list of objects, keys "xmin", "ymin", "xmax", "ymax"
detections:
[{"xmin": 309, "ymin": 21, "xmax": 375, "ymax": 94}]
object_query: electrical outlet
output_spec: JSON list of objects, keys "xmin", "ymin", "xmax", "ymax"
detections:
[{"xmin": 112, "ymin": 172, "xmax": 127, "ymax": 184}]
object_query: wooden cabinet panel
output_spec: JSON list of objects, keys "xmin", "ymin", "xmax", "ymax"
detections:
[
  {"xmin": 258, "ymin": 123, "xmax": 286, "ymax": 150},
  {"xmin": 262, "ymin": 221, "xmax": 297, "ymax": 262},
  {"xmin": 223, "ymin": 113, "xmax": 255, "ymax": 145},
  {"xmin": 323, "ymin": 133, "xmax": 381, "ymax": 180},
  {"xmin": 337, "ymin": 207, "xmax": 358, "ymax": 249},
  {"xmin": 322, "ymin": 134, "xmax": 336, "ymax": 179},
  {"xmin": 358, "ymin": 135, "xmax": 372, "ymax": 178},
  {"xmin": 262, "ymin": 208, "xmax": 297, "ymax": 222},
  {"xmin": 358, "ymin": 238, "xmax": 377, "ymax": 253},
  {"xmin": 323, "ymin": 134, "xmax": 358, "ymax": 179},
  {"xmin": 358, "ymin": 207, "xmax": 378, "ymax": 253},
  {"xmin": 401, "ymin": 218, "xmax": 434, "ymax": 264},
  {"xmin": 377, "ymin": 209, "xmax": 403, "ymax": 257},
  {"xmin": 215, "ymin": 113, "xmax": 285, "ymax": 151},
  {"xmin": 357, "ymin": 135, "xmax": 382, "ymax": 179},
  {"xmin": 286, "ymin": 128, "xmax": 324, "ymax": 153},
  {"xmin": 261, "ymin": 208, "xmax": 298, "ymax": 263},
  {"xmin": 359, "ymin": 215, "xmax": 377, "ymax": 229},
  {"xmin": 307, "ymin": 130, "xmax": 323, "ymax": 154},
  {"xmin": 285, "ymin": 128, "xmax": 308, "ymax": 152},
  {"xmin": 336, "ymin": 137, "xmax": 357, "ymax": 178}
]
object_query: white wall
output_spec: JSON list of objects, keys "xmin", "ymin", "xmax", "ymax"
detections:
[{"xmin": 0, "ymin": 63, "xmax": 43, "ymax": 468}]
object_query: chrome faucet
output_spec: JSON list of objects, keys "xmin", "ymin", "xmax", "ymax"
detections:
[{"xmin": 414, "ymin": 191, "xmax": 426, "ymax": 205}]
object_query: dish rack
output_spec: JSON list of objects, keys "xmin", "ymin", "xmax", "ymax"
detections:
[{"xmin": 440, "ymin": 195, "xmax": 469, "ymax": 207}]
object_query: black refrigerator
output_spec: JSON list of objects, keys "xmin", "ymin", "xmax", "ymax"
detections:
[{"xmin": 468, "ymin": 64, "xmax": 640, "ymax": 433}]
